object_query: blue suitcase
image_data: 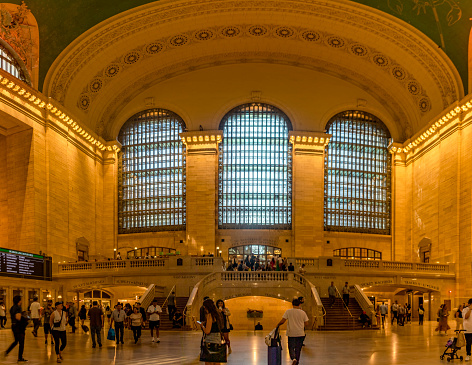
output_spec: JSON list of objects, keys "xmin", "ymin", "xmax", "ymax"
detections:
[
  {"xmin": 268, "ymin": 345, "xmax": 282, "ymax": 365},
  {"xmin": 268, "ymin": 326, "xmax": 282, "ymax": 365}
]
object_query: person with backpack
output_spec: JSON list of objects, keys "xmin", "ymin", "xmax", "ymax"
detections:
[
  {"xmin": 418, "ymin": 304, "xmax": 425, "ymax": 325},
  {"xmin": 42, "ymin": 300, "xmax": 55, "ymax": 345}
]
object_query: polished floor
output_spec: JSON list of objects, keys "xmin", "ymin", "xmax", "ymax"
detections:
[{"xmin": 0, "ymin": 320, "xmax": 463, "ymax": 364}]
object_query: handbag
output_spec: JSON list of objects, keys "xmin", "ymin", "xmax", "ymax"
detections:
[
  {"xmin": 200, "ymin": 334, "xmax": 227, "ymax": 363},
  {"xmin": 227, "ymin": 316, "xmax": 233, "ymax": 331},
  {"xmin": 107, "ymin": 328, "xmax": 116, "ymax": 341}
]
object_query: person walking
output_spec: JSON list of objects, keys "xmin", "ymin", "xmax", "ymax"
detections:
[
  {"xmin": 147, "ymin": 298, "xmax": 162, "ymax": 343},
  {"xmin": 68, "ymin": 303, "xmax": 77, "ymax": 334},
  {"xmin": 135, "ymin": 302, "xmax": 146, "ymax": 326},
  {"xmin": 129, "ymin": 307, "xmax": 144, "ymax": 344},
  {"xmin": 199, "ymin": 298, "xmax": 225, "ymax": 365},
  {"xmin": 328, "ymin": 282, "xmax": 337, "ymax": 308},
  {"xmin": 380, "ymin": 302, "xmax": 388, "ymax": 327},
  {"xmin": 276, "ymin": 298, "xmax": 309, "ymax": 365},
  {"xmin": 167, "ymin": 292, "xmax": 176, "ymax": 321},
  {"xmin": 462, "ymin": 299, "xmax": 472, "ymax": 361},
  {"xmin": 391, "ymin": 301, "xmax": 399, "ymax": 325},
  {"xmin": 418, "ymin": 304, "xmax": 425, "ymax": 325},
  {"xmin": 29, "ymin": 297, "xmax": 41, "ymax": 337},
  {"xmin": 216, "ymin": 299, "xmax": 232, "ymax": 355},
  {"xmin": 42, "ymin": 300, "xmax": 54, "ymax": 345},
  {"xmin": 88, "ymin": 301, "xmax": 104, "ymax": 348},
  {"xmin": 0, "ymin": 301, "xmax": 6, "ymax": 328},
  {"xmin": 435, "ymin": 304, "xmax": 450, "ymax": 335},
  {"xmin": 456, "ymin": 304, "xmax": 464, "ymax": 331},
  {"xmin": 105, "ymin": 306, "xmax": 112, "ymax": 323},
  {"xmin": 342, "ymin": 282, "xmax": 350, "ymax": 307},
  {"xmin": 5, "ymin": 295, "xmax": 27, "ymax": 362},
  {"xmin": 110, "ymin": 302, "xmax": 126, "ymax": 345},
  {"xmin": 78, "ymin": 305, "xmax": 87, "ymax": 328},
  {"xmin": 50, "ymin": 301, "xmax": 68, "ymax": 363}
]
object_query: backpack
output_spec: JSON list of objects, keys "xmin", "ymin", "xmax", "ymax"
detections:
[{"xmin": 419, "ymin": 309, "xmax": 424, "ymax": 315}]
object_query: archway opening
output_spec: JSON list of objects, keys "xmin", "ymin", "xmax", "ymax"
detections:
[{"xmin": 223, "ymin": 296, "xmax": 292, "ymax": 331}]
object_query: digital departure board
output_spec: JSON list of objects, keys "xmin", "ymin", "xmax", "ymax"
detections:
[{"xmin": 0, "ymin": 247, "xmax": 52, "ymax": 280}]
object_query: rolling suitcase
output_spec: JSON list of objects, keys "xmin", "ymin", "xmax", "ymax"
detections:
[{"xmin": 267, "ymin": 326, "xmax": 282, "ymax": 365}]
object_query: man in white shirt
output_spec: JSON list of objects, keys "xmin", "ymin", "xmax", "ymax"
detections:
[
  {"xmin": 342, "ymin": 282, "xmax": 350, "ymax": 307},
  {"xmin": 462, "ymin": 298, "xmax": 472, "ymax": 361},
  {"xmin": 147, "ymin": 298, "xmax": 162, "ymax": 343},
  {"xmin": 277, "ymin": 298, "xmax": 309, "ymax": 365},
  {"xmin": 30, "ymin": 297, "xmax": 41, "ymax": 337}
]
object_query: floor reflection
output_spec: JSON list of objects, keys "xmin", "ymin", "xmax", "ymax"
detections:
[{"xmin": 0, "ymin": 320, "xmax": 459, "ymax": 364}]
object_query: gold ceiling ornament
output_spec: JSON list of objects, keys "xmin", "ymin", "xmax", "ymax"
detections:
[{"xmin": 0, "ymin": 1, "xmax": 35, "ymax": 66}]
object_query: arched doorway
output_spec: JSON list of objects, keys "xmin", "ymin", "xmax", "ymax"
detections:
[{"xmin": 222, "ymin": 296, "xmax": 292, "ymax": 331}]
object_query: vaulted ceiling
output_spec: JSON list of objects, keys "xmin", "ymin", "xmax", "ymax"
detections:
[
  {"xmin": 12, "ymin": 0, "xmax": 470, "ymax": 91},
  {"xmin": 5, "ymin": 0, "xmax": 469, "ymax": 141}
]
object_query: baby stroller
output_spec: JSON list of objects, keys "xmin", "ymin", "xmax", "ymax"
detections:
[{"xmin": 440, "ymin": 330, "xmax": 466, "ymax": 362}]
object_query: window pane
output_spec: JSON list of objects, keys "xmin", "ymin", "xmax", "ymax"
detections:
[
  {"xmin": 0, "ymin": 43, "xmax": 29, "ymax": 84},
  {"xmin": 218, "ymin": 103, "xmax": 292, "ymax": 229},
  {"xmin": 118, "ymin": 109, "xmax": 186, "ymax": 233},
  {"xmin": 324, "ymin": 111, "xmax": 391, "ymax": 235}
]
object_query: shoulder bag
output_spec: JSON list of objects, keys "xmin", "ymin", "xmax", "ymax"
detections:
[{"xmin": 200, "ymin": 330, "xmax": 227, "ymax": 363}]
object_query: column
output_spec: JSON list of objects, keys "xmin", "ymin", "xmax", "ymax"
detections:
[
  {"xmin": 180, "ymin": 131, "xmax": 222, "ymax": 255},
  {"xmin": 290, "ymin": 132, "xmax": 330, "ymax": 257}
]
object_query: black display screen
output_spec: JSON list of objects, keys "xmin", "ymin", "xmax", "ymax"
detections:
[{"xmin": 0, "ymin": 247, "xmax": 52, "ymax": 280}]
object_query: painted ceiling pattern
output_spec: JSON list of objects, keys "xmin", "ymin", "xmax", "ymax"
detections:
[
  {"xmin": 77, "ymin": 23, "xmax": 432, "ymax": 115},
  {"xmin": 1, "ymin": 0, "xmax": 466, "ymax": 91}
]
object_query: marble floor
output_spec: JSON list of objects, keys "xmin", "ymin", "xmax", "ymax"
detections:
[{"xmin": 0, "ymin": 320, "xmax": 464, "ymax": 364}]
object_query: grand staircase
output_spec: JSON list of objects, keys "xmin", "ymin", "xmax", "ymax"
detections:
[
  {"xmin": 320, "ymin": 297, "xmax": 376, "ymax": 331},
  {"xmin": 148, "ymin": 296, "xmax": 189, "ymax": 330}
]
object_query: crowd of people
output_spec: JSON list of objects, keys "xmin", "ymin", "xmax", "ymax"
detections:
[
  {"xmin": 225, "ymin": 254, "xmax": 307, "ymax": 274},
  {"xmin": 1, "ymin": 292, "xmax": 185, "ymax": 363},
  {"xmin": 4, "ymin": 290, "xmax": 472, "ymax": 364}
]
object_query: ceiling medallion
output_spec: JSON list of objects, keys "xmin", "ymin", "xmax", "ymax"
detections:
[
  {"xmin": 169, "ymin": 35, "xmax": 188, "ymax": 47},
  {"xmin": 248, "ymin": 26, "xmax": 267, "ymax": 36},
  {"xmin": 221, "ymin": 27, "xmax": 241, "ymax": 37},
  {"xmin": 146, "ymin": 42, "xmax": 163, "ymax": 54},
  {"xmin": 124, "ymin": 52, "xmax": 140, "ymax": 64}
]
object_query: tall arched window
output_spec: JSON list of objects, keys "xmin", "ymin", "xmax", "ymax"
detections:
[
  {"xmin": 118, "ymin": 109, "xmax": 186, "ymax": 233},
  {"xmin": 324, "ymin": 111, "xmax": 391, "ymax": 234},
  {"xmin": 0, "ymin": 42, "xmax": 29, "ymax": 84},
  {"xmin": 218, "ymin": 103, "xmax": 292, "ymax": 229}
]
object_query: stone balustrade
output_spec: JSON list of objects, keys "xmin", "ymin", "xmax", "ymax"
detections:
[
  {"xmin": 294, "ymin": 257, "xmax": 453, "ymax": 274},
  {"xmin": 57, "ymin": 256, "xmax": 224, "ymax": 275}
]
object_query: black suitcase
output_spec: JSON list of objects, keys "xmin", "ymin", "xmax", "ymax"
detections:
[
  {"xmin": 268, "ymin": 326, "xmax": 282, "ymax": 365},
  {"xmin": 81, "ymin": 324, "xmax": 89, "ymax": 333}
]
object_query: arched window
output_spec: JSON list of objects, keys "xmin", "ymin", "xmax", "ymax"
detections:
[
  {"xmin": 118, "ymin": 109, "xmax": 186, "ymax": 233},
  {"xmin": 0, "ymin": 42, "xmax": 29, "ymax": 84},
  {"xmin": 218, "ymin": 103, "xmax": 292, "ymax": 229},
  {"xmin": 324, "ymin": 111, "xmax": 391, "ymax": 234}
]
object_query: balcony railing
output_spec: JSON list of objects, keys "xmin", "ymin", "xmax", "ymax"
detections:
[
  {"xmin": 57, "ymin": 256, "xmax": 224, "ymax": 274},
  {"xmin": 294, "ymin": 257, "xmax": 451, "ymax": 274}
]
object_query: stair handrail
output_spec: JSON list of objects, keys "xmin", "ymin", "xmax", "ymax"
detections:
[
  {"xmin": 350, "ymin": 284, "xmax": 376, "ymax": 323},
  {"xmin": 335, "ymin": 285, "xmax": 355, "ymax": 329},
  {"xmin": 335, "ymin": 286, "xmax": 353, "ymax": 317},
  {"xmin": 309, "ymin": 282, "xmax": 326, "ymax": 330},
  {"xmin": 161, "ymin": 284, "xmax": 176, "ymax": 309},
  {"xmin": 139, "ymin": 284, "xmax": 156, "ymax": 311}
]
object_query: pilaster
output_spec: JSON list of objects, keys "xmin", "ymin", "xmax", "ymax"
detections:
[
  {"xmin": 290, "ymin": 131, "xmax": 330, "ymax": 257},
  {"xmin": 181, "ymin": 131, "xmax": 222, "ymax": 255}
]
